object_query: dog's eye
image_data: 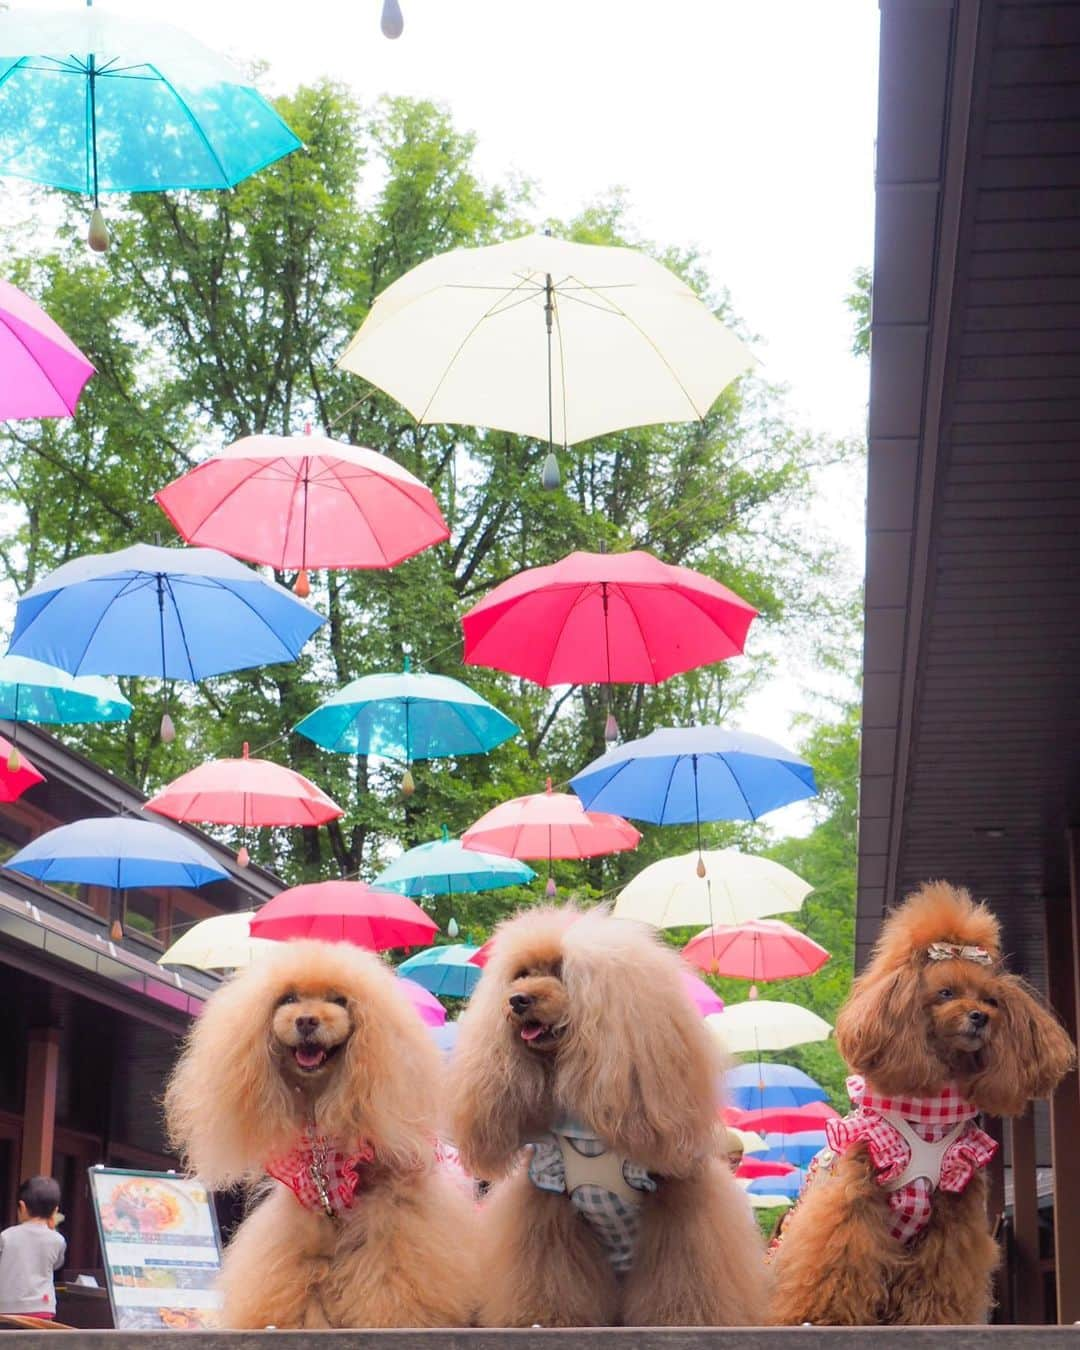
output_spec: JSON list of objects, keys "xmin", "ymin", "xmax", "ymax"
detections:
[
  {"xmin": 329, "ymin": 994, "xmax": 348, "ymax": 1007},
  {"xmin": 984, "ymin": 997, "xmax": 999, "ymax": 1008},
  {"xmin": 278, "ymin": 992, "xmax": 299, "ymax": 1006},
  {"xmin": 937, "ymin": 988, "xmax": 954, "ymax": 1001}
]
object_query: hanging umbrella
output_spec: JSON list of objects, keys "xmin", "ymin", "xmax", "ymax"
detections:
[
  {"xmin": 682, "ymin": 970, "xmax": 723, "ymax": 1018},
  {"xmin": 461, "ymin": 777, "xmax": 640, "ymax": 896},
  {"xmin": 337, "ymin": 232, "xmax": 753, "ymax": 488},
  {"xmin": 155, "ymin": 428, "xmax": 450, "ymax": 597},
  {"xmin": 726, "ymin": 1101, "xmax": 839, "ymax": 1135},
  {"xmin": 682, "ymin": 918, "xmax": 829, "ymax": 983},
  {"xmin": 397, "ymin": 945, "xmax": 481, "ymax": 999},
  {"xmin": 6, "ymin": 817, "xmax": 228, "ymax": 889},
  {"xmin": 746, "ymin": 1170, "xmax": 806, "ymax": 1201},
  {"xmin": 158, "ymin": 910, "xmax": 275, "ymax": 971},
  {"xmin": 759, "ymin": 1132, "xmax": 828, "ymax": 1169},
  {"xmin": 726, "ymin": 1126, "xmax": 768, "ymax": 1157},
  {"xmin": 726, "ymin": 1062, "xmax": 828, "ymax": 1112},
  {"xmin": 374, "ymin": 827, "xmax": 535, "ymax": 897},
  {"xmin": 6, "ymin": 543, "xmax": 324, "ymax": 740},
  {"xmin": 744, "ymin": 1191, "xmax": 792, "ymax": 1211},
  {"xmin": 0, "ymin": 5, "xmax": 300, "ymax": 248},
  {"xmin": 706, "ymin": 1001, "xmax": 832, "ymax": 1054},
  {"xmin": 0, "ymin": 654, "xmax": 130, "ymax": 725},
  {"xmin": 613, "ymin": 849, "xmax": 812, "ymax": 929},
  {"xmin": 249, "ymin": 881, "xmax": 437, "ymax": 951},
  {"xmin": 429, "ymin": 1021, "xmax": 460, "ymax": 1056},
  {"xmin": 294, "ymin": 664, "xmax": 518, "ymax": 792},
  {"xmin": 398, "ymin": 977, "xmax": 447, "ymax": 1027},
  {"xmin": 0, "ymin": 279, "xmax": 94, "ymax": 418},
  {"xmin": 0, "ymin": 733, "xmax": 44, "ymax": 801},
  {"xmin": 736, "ymin": 1158, "xmax": 796, "ymax": 1180}
]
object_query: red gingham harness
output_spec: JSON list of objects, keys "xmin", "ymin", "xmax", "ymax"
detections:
[
  {"xmin": 826, "ymin": 1075, "xmax": 997, "ymax": 1243},
  {"xmin": 266, "ymin": 1130, "xmax": 376, "ymax": 1218}
]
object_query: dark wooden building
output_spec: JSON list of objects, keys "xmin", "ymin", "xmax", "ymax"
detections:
[
  {"xmin": 0, "ymin": 722, "xmax": 278, "ymax": 1280},
  {"xmin": 861, "ymin": 0, "xmax": 1080, "ymax": 1324}
]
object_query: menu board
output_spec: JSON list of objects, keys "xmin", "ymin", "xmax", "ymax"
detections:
[{"xmin": 87, "ymin": 1166, "xmax": 223, "ymax": 1330}]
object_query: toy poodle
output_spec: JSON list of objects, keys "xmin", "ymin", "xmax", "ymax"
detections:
[
  {"xmin": 769, "ymin": 881, "xmax": 1075, "ymax": 1325},
  {"xmin": 165, "ymin": 939, "xmax": 477, "ymax": 1329},
  {"xmin": 445, "ymin": 906, "xmax": 767, "ymax": 1327}
]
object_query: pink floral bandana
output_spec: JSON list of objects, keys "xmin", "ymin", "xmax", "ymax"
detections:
[
  {"xmin": 266, "ymin": 1129, "xmax": 375, "ymax": 1219},
  {"xmin": 826, "ymin": 1075, "xmax": 997, "ymax": 1243}
]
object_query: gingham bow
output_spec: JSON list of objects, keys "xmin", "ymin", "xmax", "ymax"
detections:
[{"xmin": 925, "ymin": 942, "xmax": 993, "ymax": 965}]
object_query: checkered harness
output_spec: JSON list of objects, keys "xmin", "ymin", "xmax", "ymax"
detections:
[
  {"xmin": 825, "ymin": 1075, "xmax": 998, "ymax": 1243},
  {"xmin": 527, "ymin": 1119, "xmax": 657, "ymax": 1273}
]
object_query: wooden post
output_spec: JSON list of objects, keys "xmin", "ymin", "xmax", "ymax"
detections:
[
  {"xmin": 1046, "ymin": 867, "xmax": 1080, "ymax": 1323},
  {"xmin": 1010, "ymin": 1108, "xmax": 1042, "ymax": 1324},
  {"xmin": 19, "ymin": 1028, "xmax": 60, "ymax": 1181}
]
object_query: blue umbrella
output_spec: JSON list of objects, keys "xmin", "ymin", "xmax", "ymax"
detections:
[
  {"xmin": 398, "ymin": 945, "xmax": 482, "ymax": 999},
  {"xmin": 429, "ymin": 1021, "xmax": 460, "ymax": 1056},
  {"xmin": 726, "ymin": 1062, "xmax": 828, "ymax": 1112},
  {"xmin": 0, "ymin": 654, "xmax": 130, "ymax": 725},
  {"xmin": 375, "ymin": 829, "xmax": 535, "ymax": 897},
  {"xmin": 746, "ymin": 1169, "xmax": 807, "ymax": 1200},
  {"xmin": 6, "ymin": 816, "xmax": 227, "ymax": 890},
  {"xmin": 295, "ymin": 665, "xmax": 519, "ymax": 769},
  {"xmin": 0, "ymin": 6, "xmax": 300, "ymax": 248},
  {"xmin": 759, "ymin": 1131, "xmax": 828, "ymax": 1169}
]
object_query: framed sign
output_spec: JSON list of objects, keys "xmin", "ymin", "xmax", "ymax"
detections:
[{"xmin": 87, "ymin": 1166, "xmax": 223, "ymax": 1330}]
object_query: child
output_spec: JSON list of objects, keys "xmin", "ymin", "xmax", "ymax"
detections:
[{"xmin": 0, "ymin": 1177, "xmax": 66, "ymax": 1320}]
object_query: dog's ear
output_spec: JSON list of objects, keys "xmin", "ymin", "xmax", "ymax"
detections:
[
  {"xmin": 966, "ymin": 974, "xmax": 1076, "ymax": 1116},
  {"xmin": 834, "ymin": 962, "xmax": 945, "ymax": 1095},
  {"xmin": 556, "ymin": 922, "xmax": 719, "ymax": 1176},
  {"xmin": 164, "ymin": 968, "xmax": 295, "ymax": 1185}
]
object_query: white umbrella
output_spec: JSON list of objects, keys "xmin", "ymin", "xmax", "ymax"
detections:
[
  {"xmin": 727, "ymin": 1127, "xmax": 769, "ymax": 1156},
  {"xmin": 613, "ymin": 848, "xmax": 811, "ymax": 929},
  {"xmin": 158, "ymin": 911, "xmax": 275, "ymax": 971},
  {"xmin": 337, "ymin": 233, "xmax": 753, "ymax": 485},
  {"xmin": 741, "ymin": 1188, "xmax": 792, "ymax": 1210},
  {"xmin": 706, "ymin": 1001, "xmax": 831, "ymax": 1054}
]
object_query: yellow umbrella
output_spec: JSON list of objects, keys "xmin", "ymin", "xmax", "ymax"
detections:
[
  {"xmin": 613, "ymin": 848, "xmax": 811, "ymax": 929},
  {"xmin": 158, "ymin": 910, "xmax": 274, "ymax": 971}
]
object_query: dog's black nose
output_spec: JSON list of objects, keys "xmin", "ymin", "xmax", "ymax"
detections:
[
  {"xmin": 968, "ymin": 1009, "xmax": 989, "ymax": 1029},
  {"xmin": 509, "ymin": 993, "xmax": 533, "ymax": 1015},
  {"xmin": 294, "ymin": 1015, "xmax": 320, "ymax": 1036}
]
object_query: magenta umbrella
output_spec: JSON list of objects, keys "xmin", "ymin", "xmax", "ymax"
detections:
[
  {"xmin": 0, "ymin": 279, "xmax": 94, "ymax": 418},
  {"xmin": 155, "ymin": 427, "xmax": 449, "ymax": 596},
  {"xmin": 682, "ymin": 970, "xmax": 724, "ymax": 1018},
  {"xmin": 398, "ymin": 977, "xmax": 447, "ymax": 1027}
]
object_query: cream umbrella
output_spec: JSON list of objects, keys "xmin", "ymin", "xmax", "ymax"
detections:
[
  {"xmin": 742, "ymin": 1189, "xmax": 792, "ymax": 1210},
  {"xmin": 727, "ymin": 1127, "xmax": 769, "ymax": 1156},
  {"xmin": 706, "ymin": 1001, "xmax": 832, "ymax": 1055},
  {"xmin": 158, "ymin": 910, "xmax": 274, "ymax": 971},
  {"xmin": 337, "ymin": 233, "xmax": 753, "ymax": 487},
  {"xmin": 613, "ymin": 848, "xmax": 811, "ymax": 929}
]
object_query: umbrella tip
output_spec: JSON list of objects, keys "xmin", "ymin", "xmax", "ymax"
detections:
[
  {"xmin": 441, "ymin": 823, "xmax": 450, "ymax": 842},
  {"xmin": 242, "ymin": 741, "xmax": 250, "ymax": 759},
  {"xmin": 303, "ymin": 422, "xmax": 313, "ymax": 436},
  {"xmin": 545, "ymin": 776, "xmax": 553, "ymax": 794}
]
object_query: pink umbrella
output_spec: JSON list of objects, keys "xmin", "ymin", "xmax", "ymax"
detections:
[
  {"xmin": 725, "ymin": 1101, "xmax": 840, "ymax": 1135},
  {"xmin": 0, "ymin": 279, "xmax": 94, "ymax": 418},
  {"xmin": 682, "ymin": 918, "xmax": 829, "ymax": 983},
  {"xmin": 682, "ymin": 970, "xmax": 724, "ymax": 1018},
  {"xmin": 250, "ymin": 881, "xmax": 438, "ymax": 952},
  {"xmin": 155, "ymin": 427, "xmax": 449, "ymax": 596},
  {"xmin": 0, "ymin": 733, "xmax": 44, "ymax": 802},
  {"xmin": 398, "ymin": 977, "xmax": 447, "ymax": 1027},
  {"xmin": 736, "ymin": 1158, "xmax": 796, "ymax": 1180}
]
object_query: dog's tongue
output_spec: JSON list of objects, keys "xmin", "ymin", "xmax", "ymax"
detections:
[
  {"xmin": 294, "ymin": 1044, "xmax": 327, "ymax": 1069},
  {"xmin": 520, "ymin": 1022, "xmax": 546, "ymax": 1042}
]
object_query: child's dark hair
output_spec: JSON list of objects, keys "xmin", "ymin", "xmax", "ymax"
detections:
[{"xmin": 18, "ymin": 1176, "xmax": 60, "ymax": 1220}]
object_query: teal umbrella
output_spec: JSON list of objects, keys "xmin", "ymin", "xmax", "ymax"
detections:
[
  {"xmin": 397, "ymin": 944, "xmax": 482, "ymax": 999},
  {"xmin": 375, "ymin": 827, "xmax": 536, "ymax": 897},
  {"xmin": 0, "ymin": 654, "xmax": 131, "ymax": 725}
]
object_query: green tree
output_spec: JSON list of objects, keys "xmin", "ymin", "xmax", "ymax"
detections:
[{"xmin": 847, "ymin": 265, "xmax": 871, "ymax": 359}]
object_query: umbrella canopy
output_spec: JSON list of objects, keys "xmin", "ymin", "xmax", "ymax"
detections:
[
  {"xmin": 682, "ymin": 918, "xmax": 829, "ymax": 981},
  {"xmin": 0, "ymin": 734, "xmax": 44, "ymax": 802},
  {"xmin": 158, "ymin": 910, "xmax": 274, "ymax": 971},
  {"xmin": 613, "ymin": 849, "xmax": 812, "ymax": 929},
  {"xmin": 746, "ymin": 1170, "xmax": 806, "ymax": 1200},
  {"xmin": 145, "ymin": 743, "xmax": 343, "ymax": 828},
  {"xmin": 726, "ymin": 1102, "xmax": 839, "ymax": 1135},
  {"xmin": 744, "ymin": 1190, "xmax": 792, "ymax": 1211},
  {"xmin": 725, "ymin": 1127, "xmax": 768, "ymax": 1157},
  {"xmin": 375, "ymin": 831, "xmax": 535, "ymax": 897},
  {"xmin": 429, "ymin": 1021, "xmax": 460, "ymax": 1056},
  {"xmin": 461, "ymin": 549, "xmax": 756, "ymax": 686},
  {"xmin": 726, "ymin": 1062, "xmax": 828, "ymax": 1112},
  {"xmin": 571, "ymin": 727, "xmax": 818, "ymax": 826},
  {"xmin": 736, "ymin": 1158, "xmax": 796, "ymax": 1180},
  {"xmin": 6, "ymin": 817, "xmax": 228, "ymax": 889},
  {"xmin": 759, "ymin": 1132, "xmax": 828, "ymax": 1169},
  {"xmin": 155, "ymin": 431, "xmax": 449, "ymax": 575},
  {"xmin": 7, "ymin": 543, "xmax": 324, "ymax": 680},
  {"xmin": 338, "ymin": 233, "xmax": 753, "ymax": 449},
  {"xmin": 682, "ymin": 970, "xmax": 724, "ymax": 1018},
  {"xmin": 294, "ymin": 667, "xmax": 518, "ymax": 762},
  {"xmin": 0, "ymin": 8, "xmax": 299, "ymax": 202},
  {"xmin": 0, "ymin": 655, "xmax": 130, "ymax": 725},
  {"xmin": 249, "ymin": 881, "xmax": 437, "ymax": 951},
  {"xmin": 397, "ymin": 945, "xmax": 481, "ymax": 999},
  {"xmin": 398, "ymin": 977, "xmax": 447, "ymax": 1027},
  {"xmin": 0, "ymin": 279, "xmax": 93, "ymax": 418},
  {"xmin": 461, "ymin": 779, "xmax": 640, "ymax": 862},
  {"xmin": 706, "ymin": 1001, "xmax": 832, "ymax": 1054}
]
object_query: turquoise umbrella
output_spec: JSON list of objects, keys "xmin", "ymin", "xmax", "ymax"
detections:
[
  {"xmin": 397, "ymin": 944, "xmax": 482, "ymax": 999},
  {"xmin": 375, "ymin": 828, "xmax": 536, "ymax": 897},
  {"xmin": 0, "ymin": 654, "xmax": 130, "ymax": 725}
]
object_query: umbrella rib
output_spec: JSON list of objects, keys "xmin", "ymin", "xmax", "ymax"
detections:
[
  {"xmin": 185, "ymin": 456, "xmax": 271, "ymax": 540},
  {"xmin": 551, "ymin": 283, "xmax": 569, "ymax": 449},
  {"xmin": 0, "ymin": 307, "xmax": 87, "ymax": 416},
  {"xmin": 620, "ymin": 584, "xmax": 663, "ymax": 682},
  {"xmin": 328, "ymin": 456, "xmax": 447, "ymax": 563},
  {"xmin": 30, "ymin": 572, "xmax": 146, "ymax": 675},
  {"xmin": 163, "ymin": 574, "xmax": 199, "ymax": 681},
  {"xmin": 144, "ymin": 64, "xmax": 234, "ymax": 187}
]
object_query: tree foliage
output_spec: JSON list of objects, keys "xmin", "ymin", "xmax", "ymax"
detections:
[{"xmin": 846, "ymin": 265, "xmax": 871, "ymax": 360}]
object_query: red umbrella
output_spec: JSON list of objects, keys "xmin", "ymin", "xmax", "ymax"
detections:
[
  {"xmin": 725, "ymin": 1101, "xmax": 839, "ymax": 1135},
  {"xmin": 461, "ymin": 549, "xmax": 757, "ymax": 687},
  {"xmin": 155, "ymin": 428, "xmax": 449, "ymax": 597},
  {"xmin": 0, "ymin": 734, "xmax": 44, "ymax": 801},
  {"xmin": 736, "ymin": 1158, "xmax": 796, "ymax": 1180},
  {"xmin": 250, "ymin": 881, "xmax": 438, "ymax": 951},
  {"xmin": 468, "ymin": 936, "xmax": 495, "ymax": 967},
  {"xmin": 682, "ymin": 918, "xmax": 829, "ymax": 982}
]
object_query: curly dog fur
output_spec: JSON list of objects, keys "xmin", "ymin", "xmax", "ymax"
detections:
[
  {"xmin": 445, "ymin": 906, "xmax": 767, "ymax": 1327},
  {"xmin": 769, "ymin": 881, "xmax": 1075, "ymax": 1326},
  {"xmin": 165, "ymin": 939, "xmax": 477, "ymax": 1329}
]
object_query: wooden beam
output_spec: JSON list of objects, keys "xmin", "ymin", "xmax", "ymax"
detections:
[
  {"xmin": 20, "ymin": 1027, "xmax": 59, "ymax": 1180},
  {"xmin": 1010, "ymin": 1108, "xmax": 1042, "ymax": 1324},
  {"xmin": 1045, "ymin": 880, "xmax": 1080, "ymax": 1323}
]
